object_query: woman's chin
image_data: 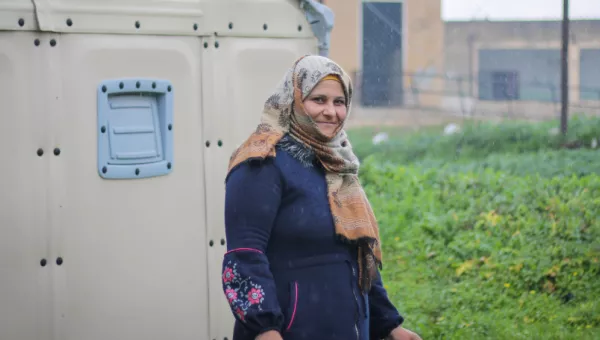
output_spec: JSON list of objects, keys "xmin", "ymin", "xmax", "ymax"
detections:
[{"xmin": 316, "ymin": 125, "xmax": 338, "ymax": 138}]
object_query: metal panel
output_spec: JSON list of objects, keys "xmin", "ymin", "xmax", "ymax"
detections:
[
  {"xmin": 0, "ymin": 0, "xmax": 315, "ymax": 39},
  {"xmin": 201, "ymin": 35, "xmax": 317, "ymax": 340},
  {"xmin": 29, "ymin": 0, "xmax": 204, "ymax": 35},
  {"xmin": 48, "ymin": 33, "xmax": 209, "ymax": 340},
  {"xmin": 0, "ymin": 0, "xmax": 38, "ymax": 31},
  {"xmin": 202, "ymin": 0, "xmax": 314, "ymax": 38},
  {"xmin": 0, "ymin": 31, "xmax": 52, "ymax": 340}
]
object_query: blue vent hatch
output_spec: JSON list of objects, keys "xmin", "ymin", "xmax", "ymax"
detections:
[{"xmin": 97, "ymin": 78, "xmax": 174, "ymax": 179}]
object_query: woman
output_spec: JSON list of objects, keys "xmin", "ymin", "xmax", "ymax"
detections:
[{"xmin": 222, "ymin": 55, "xmax": 421, "ymax": 340}]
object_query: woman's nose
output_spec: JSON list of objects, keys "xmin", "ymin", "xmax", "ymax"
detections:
[{"xmin": 322, "ymin": 102, "xmax": 336, "ymax": 117}]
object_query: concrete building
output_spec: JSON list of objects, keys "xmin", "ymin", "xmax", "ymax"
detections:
[
  {"xmin": 322, "ymin": 0, "xmax": 445, "ymax": 108},
  {"xmin": 444, "ymin": 20, "xmax": 600, "ymax": 118},
  {"xmin": 321, "ymin": 0, "xmax": 600, "ymax": 122}
]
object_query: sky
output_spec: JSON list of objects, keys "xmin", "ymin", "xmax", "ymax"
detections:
[{"xmin": 442, "ymin": 0, "xmax": 600, "ymax": 21}]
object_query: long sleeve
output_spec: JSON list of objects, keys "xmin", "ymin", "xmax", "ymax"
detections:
[
  {"xmin": 369, "ymin": 270, "xmax": 404, "ymax": 339},
  {"xmin": 222, "ymin": 159, "xmax": 284, "ymax": 337}
]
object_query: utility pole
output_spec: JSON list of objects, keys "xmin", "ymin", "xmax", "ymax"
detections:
[{"xmin": 560, "ymin": 0, "xmax": 569, "ymax": 136}]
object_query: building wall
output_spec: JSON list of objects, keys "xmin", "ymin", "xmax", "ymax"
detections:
[
  {"xmin": 444, "ymin": 20, "xmax": 600, "ymax": 104},
  {"xmin": 323, "ymin": 0, "xmax": 444, "ymax": 107},
  {"xmin": 324, "ymin": 0, "xmax": 360, "ymax": 75}
]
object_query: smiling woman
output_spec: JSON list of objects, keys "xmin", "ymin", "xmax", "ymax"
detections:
[
  {"xmin": 302, "ymin": 74, "xmax": 348, "ymax": 138},
  {"xmin": 220, "ymin": 55, "xmax": 421, "ymax": 340}
]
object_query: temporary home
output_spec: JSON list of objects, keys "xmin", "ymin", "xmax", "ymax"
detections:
[{"xmin": 0, "ymin": 1, "xmax": 332, "ymax": 339}]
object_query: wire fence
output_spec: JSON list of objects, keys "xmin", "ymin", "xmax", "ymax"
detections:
[{"xmin": 349, "ymin": 70, "xmax": 600, "ymax": 126}]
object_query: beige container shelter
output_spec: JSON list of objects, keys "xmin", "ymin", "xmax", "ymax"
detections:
[{"xmin": 0, "ymin": 1, "xmax": 326, "ymax": 339}]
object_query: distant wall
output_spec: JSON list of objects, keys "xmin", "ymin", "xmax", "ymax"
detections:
[
  {"xmin": 323, "ymin": 0, "xmax": 444, "ymax": 108},
  {"xmin": 440, "ymin": 20, "xmax": 600, "ymax": 117}
]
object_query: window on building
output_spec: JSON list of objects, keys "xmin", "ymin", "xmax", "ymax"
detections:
[
  {"xmin": 491, "ymin": 71, "xmax": 520, "ymax": 100},
  {"xmin": 580, "ymin": 49, "xmax": 600, "ymax": 101},
  {"xmin": 478, "ymin": 49, "xmax": 559, "ymax": 102}
]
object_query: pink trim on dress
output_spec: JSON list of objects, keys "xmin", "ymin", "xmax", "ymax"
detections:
[
  {"xmin": 225, "ymin": 248, "xmax": 263, "ymax": 255},
  {"xmin": 286, "ymin": 282, "xmax": 299, "ymax": 331}
]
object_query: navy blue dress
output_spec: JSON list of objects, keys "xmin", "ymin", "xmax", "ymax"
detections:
[{"xmin": 222, "ymin": 136, "xmax": 403, "ymax": 340}]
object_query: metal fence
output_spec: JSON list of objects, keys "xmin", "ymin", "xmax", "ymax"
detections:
[{"xmin": 350, "ymin": 70, "xmax": 600, "ymax": 124}]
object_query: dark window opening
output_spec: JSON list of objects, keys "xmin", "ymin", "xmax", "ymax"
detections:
[{"xmin": 491, "ymin": 71, "xmax": 520, "ymax": 100}]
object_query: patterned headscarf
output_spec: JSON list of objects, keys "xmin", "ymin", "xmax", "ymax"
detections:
[{"xmin": 227, "ymin": 55, "xmax": 382, "ymax": 292}]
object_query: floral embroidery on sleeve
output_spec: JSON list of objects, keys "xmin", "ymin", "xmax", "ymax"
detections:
[{"xmin": 222, "ymin": 261, "xmax": 266, "ymax": 322}]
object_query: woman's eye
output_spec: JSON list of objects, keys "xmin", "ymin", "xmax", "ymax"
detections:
[
  {"xmin": 335, "ymin": 99, "xmax": 345, "ymax": 105},
  {"xmin": 313, "ymin": 97, "xmax": 325, "ymax": 103}
]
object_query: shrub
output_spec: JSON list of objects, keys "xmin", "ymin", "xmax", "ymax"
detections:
[
  {"xmin": 411, "ymin": 149, "xmax": 600, "ymax": 178},
  {"xmin": 360, "ymin": 161, "xmax": 600, "ymax": 339},
  {"xmin": 348, "ymin": 116, "xmax": 600, "ymax": 166}
]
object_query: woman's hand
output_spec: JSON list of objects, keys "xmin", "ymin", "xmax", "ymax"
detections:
[
  {"xmin": 386, "ymin": 326, "xmax": 422, "ymax": 340},
  {"xmin": 255, "ymin": 330, "xmax": 283, "ymax": 340}
]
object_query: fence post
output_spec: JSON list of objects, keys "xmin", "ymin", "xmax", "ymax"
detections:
[
  {"xmin": 560, "ymin": 0, "xmax": 570, "ymax": 136},
  {"xmin": 457, "ymin": 76, "xmax": 467, "ymax": 118}
]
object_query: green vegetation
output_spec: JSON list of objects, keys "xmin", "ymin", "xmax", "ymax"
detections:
[
  {"xmin": 351, "ymin": 116, "xmax": 600, "ymax": 339},
  {"xmin": 350, "ymin": 115, "xmax": 600, "ymax": 169}
]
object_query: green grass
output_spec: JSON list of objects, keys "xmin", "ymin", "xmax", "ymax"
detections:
[
  {"xmin": 348, "ymin": 116, "xmax": 600, "ymax": 167},
  {"xmin": 350, "ymin": 116, "xmax": 600, "ymax": 339}
]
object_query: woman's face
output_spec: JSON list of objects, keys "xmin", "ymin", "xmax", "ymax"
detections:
[{"xmin": 303, "ymin": 79, "xmax": 347, "ymax": 138}]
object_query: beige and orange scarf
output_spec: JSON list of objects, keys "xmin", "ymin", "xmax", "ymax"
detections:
[{"xmin": 227, "ymin": 55, "xmax": 382, "ymax": 292}]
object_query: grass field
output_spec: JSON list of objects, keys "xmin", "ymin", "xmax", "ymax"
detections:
[{"xmin": 348, "ymin": 116, "xmax": 600, "ymax": 339}]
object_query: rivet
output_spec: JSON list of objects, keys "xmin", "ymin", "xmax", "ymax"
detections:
[
  {"xmin": 18, "ymin": 18, "xmax": 25, "ymax": 27},
  {"xmin": 167, "ymin": 85, "xmax": 172, "ymax": 92},
  {"xmin": 119, "ymin": 82, "xmax": 124, "ymax": 89},
  {"xmin": 40, "ymin": 259, "xmax": 47, "ymax": 267},
  {"xmin": 135, "ymin": 168, "xmax": 140, "ymax": 176},
  {"xmin": 152, "ymin": 82, "xmax": 156, "ymax": 89},
  {"xmin": 37, "ymin": 148, "xmax": 44, "ymax": 157},
  {"xmin": 50, "ymin": 39, "xmax": 57, "ymax": 47},
  {"xmin": 228, "ymin": 22, "xmax": 233, "ymax": 29},
  {"xmin": 135, "ymin": 21, "xmax": 140, "ymax": 29},
  {"xmin": 220, "ymin": 239, "xmax": 225, "ymax": 246},
  {"xmin": 167, "ymin": 162, "xmax": 172, "ymax": 169},
  {"xmin": 217, "ymin": 140, "xmax": 223, "ymax": 147},
  {"xmin": 203, "ymin": 42, "xmax": 208, "ymax": 48},
  {"xmin": 214, "ymin": 41, "xmax": 219, "ymax": 48},
  {"xmin": 102, "ymin": 166, "xmax": 107, "ymax": 174},
  {"xmin": 53, "ymin": 148, "xmax": 61, "ymax": 156},
  {"xmin": 56, "ymin": 257, "xmax": 63, "ymax": 266},
  {"xmin": 263, "ymin": 23, "xmax": 268, "ymax": 31},
  {"xmin": 101, "ymin": 85, "xmax": 107, "ymax": 93},
  {"xmin": 101, "ymin": 126, "xmax": 106, "ymax": 133},
  {"xmin": 205, "ymin": 141, "xmax": 210, "ymax": 147},
  {"xmin": 66, "ymin": 18, "xmax": 73, "ymax": 27},
  {"xmin": 168, "ymin": 124, "xmax": 172, "ymax": 131},
  {"xmin": 193, "ymin": 23, "xmax": 198, "ymax": 31},
  {"xmin": 209, "ymin": 240, "xmax": 214, "ymax": 247},
  {"xmin": 34, "ymin": 39, "xmax": 40, "ymax": 46},
  {"xmin": 136, "ymin": 81, "xmax": 141, "ymax": 88},
  {"xmin": 298, "ymin": 25, "xmax": 302, "ymax": 32}
]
